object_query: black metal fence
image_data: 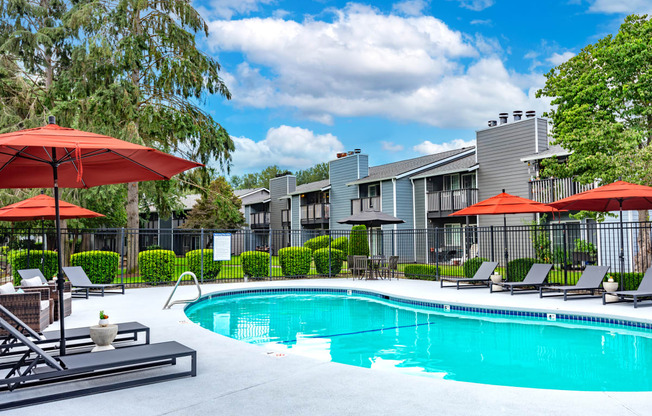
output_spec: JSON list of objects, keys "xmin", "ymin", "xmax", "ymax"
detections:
[{"xmin": 1, "ymin": 221, "xmax": 650, "ymax": 290}]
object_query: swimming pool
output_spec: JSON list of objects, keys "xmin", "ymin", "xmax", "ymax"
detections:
[{"xmin": 185, "ymin": 288, "xmax": 652, "ymax": 391}]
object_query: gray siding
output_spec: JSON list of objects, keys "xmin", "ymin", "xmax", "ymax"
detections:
[
  {"xmin": 269, "ymin": 176, "xmax": 296, "ymax": 230},
  {"xmin": 413, "ymin": 178, "xmax": 427, "ymax": 263},
  {"xmin": 380, "ymin": 180, "xmax": 394, "ymax": 256},
  {"xmin": 244, "ymin": 205, "xmax": 251, "ymax": 227},
  {"xmin": 536, "ymin": 118, "xmax": 548, "ymax": 153},
  {"xmin": 291, "ymin": 195, "xmax": 301, "ymax": 230},
  {"xmin": 329, "ymin": 154, "xmax": 368, "ymax": 230},
  {"xmin": 395, "ymin": 178, "xmax": 415, "ymax": 260}
]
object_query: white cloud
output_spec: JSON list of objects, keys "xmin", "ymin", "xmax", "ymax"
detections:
[
  {"xmin": 456, "ymin": 0, "xmax": 494, "ymax": 11},
  {"xmin": 470, "ymin": 19, "xmax": 492, "ymax": 25},
  {"xmin": 381, "ymin": 141, "xmax": 405, "ymax": 152},
  {"xmin": 547, "ymin": 51, "xmax": 575, "ymax": 66},
  {"xmin": 230, "ymin": 126, "xmax": 345, "ymax": 174},
  {"xmin": 198, "ymin": 0, "xmax": 275, "ymax": 19},
  {"xmin": 413, "ymin": 138, "xmax": 476, "ymax": 155},
  {"xmin": 208, "ymin": 4, "xmax": 547, "ymax": 129},
  {"xmin": 587, "ymin": 0, "xmax": 652, "ymax": 14},
  {"xmin": 392, "ymin": 0, "xmax": 428, "ymax": 16}
]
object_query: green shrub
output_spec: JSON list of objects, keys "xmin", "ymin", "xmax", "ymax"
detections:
[
  {"xmin": 241, "ymin": 251, "xmax": 269, "ymax": 278},
  {"xmin": 145, "ymin": 244, "xmax": 163, "ymax": 251},
  {"xmin": 0, "ymin": 246, "xmax": 9, "ymax": 255},
  {"xmin": 404, "ymin": 264, "xmax": 439, "ymax": 280},
  {"xmin": 348, "ymin": 225, "xmax": 370, "ymax": 256},
  {"xmin": 70, "ymin": 251, "xmax": 119, "ymax": 284},
  {"xmin": 304, "ymin": 235, "xmax": 331, "ymax": 252},
  {"xmin": 138, "ymin": 250, "xmax": 176, "ymax": 283},
  {"xmin": 463, "ymin": 257, "xmax": 488, "ymax": 278},
  {"xmin": 606, "ymin": 272, "xmax": 646, "ymax": 291},
  {"xmin": 331, "ymin": 236, "xmax": 348, "ymax": 254},
  {"xmin": 8, "ymin": 250, "xmax": 58, "ymax": 285},
  {"xmin": 278, "ymin": 247, "xmax": 312, "ymax": 277},
  {"xmin": 507, "ymin": 258, "xmax": 537, "ymax": 282},
  {"xmin": 186, "ymin": 249, "xmax": 222, "ymax": 280},
  {"xmin": 314, "ymin": 248, "xmax": 345, "ymax": 275}
]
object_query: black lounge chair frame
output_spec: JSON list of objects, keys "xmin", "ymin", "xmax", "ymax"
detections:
[
  {"xmin": 0, "ymin": 317, "xmax": 195, "ymax": 410},
  {"xmin": 603, "ymin": 267, "xmax": 652, "ymax": 308},
  {"xmin": 62, "ymin": 266, "xmax": 126, "ymax": 298},
  {"xmin": 440, "ymin": 261, "xmax": 498, "ymax": 289},
  {"xmin": 490, "ymin": 263, "xmax": 553, "ymax": 295},
  {"xmin": 539, "ymin": 265, "xmax": 610, "ymax": 301}
]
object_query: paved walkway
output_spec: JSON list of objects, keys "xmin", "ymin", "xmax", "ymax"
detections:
[{"xmin": 4, "ymin": 278, "xmax": 652, "ymax": 416}]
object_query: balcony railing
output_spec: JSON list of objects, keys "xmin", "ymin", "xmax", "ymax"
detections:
[
  {"xmin": 428, "ymin": 188, "xmax": 478, "ymax": 215},
  {"xmin": 529, "ymin": 178, "xmax": 595, "ymax": 204},
  {"xmin": 351, "ymin": 196, "xmax": 381, "ymax": 214},
  {"xmin": 301, "ymin": 203, "xmax": 330, "ymax": 225},
  {"xmin": 281, "ymin": 209, "xmax": 291, "ymax": 224},
  {"xmin": 250, "ymin": 211, "xmax": 270, "ymax": 229}
]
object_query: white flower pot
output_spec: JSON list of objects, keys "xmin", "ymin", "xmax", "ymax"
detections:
[
  {"xmin": 99, "ymin": 318, "xmax": 110, "ymax": 327},
  {"xmin": 603, "ymin": 281, "xmax": 619, "ymax": 303},
  {"xmin": 490, "ymin": 274, "xmax": 503, "ymax": 291}
]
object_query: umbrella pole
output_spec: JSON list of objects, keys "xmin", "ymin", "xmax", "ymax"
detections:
[
  {"xmin": 503, "ymin": 214, "xmax": 508, "ymax": 280},
  {"xmin": 52, "ymin": 152, "xmax": 66, "ymax": 356},
  {"xmin": 619, "ymin": 199, "xmax": 625, "ymax": 291}
]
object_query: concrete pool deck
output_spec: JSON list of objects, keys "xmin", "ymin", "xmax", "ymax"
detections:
[{"xmin": 4, "ymin": 278, "xmax": 652, "ymax": 415}]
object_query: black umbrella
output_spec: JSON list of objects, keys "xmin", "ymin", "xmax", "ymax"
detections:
[{"xmin": 337, "ymin": 210, "xmax": 405, "ymax": 227}]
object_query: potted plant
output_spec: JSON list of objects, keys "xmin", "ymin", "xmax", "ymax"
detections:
[
  {"xmin": 603, "ymin": 275, "xmax": 619, "ymax": 302},
  {"xmin": 99, "ymin": 310, "xmax": 110, "ymax": 327}
]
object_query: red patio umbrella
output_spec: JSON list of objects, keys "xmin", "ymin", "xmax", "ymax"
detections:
[
  {"xmin": 450, "ymin": 190, "xmax": 563, "ymax": 279},
  {"xmin": 549, "ymin": 180, "xmax": 652, "ymax": 289},
  {"xmin": 0, "ymin": 194, "xmax": 104, "ymax": 221},
  {"xmin": 0, "ymin": 117, "xmax": 201, "ymax": 354}
]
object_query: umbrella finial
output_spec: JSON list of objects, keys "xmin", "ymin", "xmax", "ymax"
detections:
[
  {"xmin": 48, "ymin": 115, "xmax": 56, "ymax": 125},
  {"xmin": 502, "ymin": 189, "xmax": 505, "ymax": 193}
]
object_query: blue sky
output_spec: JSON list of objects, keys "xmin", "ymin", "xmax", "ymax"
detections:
[{"xmin": 192, "ymin": 0, "xmax": 652, "ymax": 177}]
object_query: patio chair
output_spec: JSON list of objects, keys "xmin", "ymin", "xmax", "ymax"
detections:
[
  {"xmin": 0, "ymin": 304, "xmax": 149, "ymax": 360},
  {"xmin": 347, "ymin": 255, "xmax": 355, "ymax": 279},
  {"xmin": 539, "ymin": 265, "xmax": 610, "ymax": 301},
  {"xmin": 352, "ymin": 256, "xmax": 369, "ymax": 280},
  {"xmin": 386, "ymin": 256, "xmax": 399, "ymax": 280},
  {"xmin": 602, "ymin": 267, "xmax": 652, "ymax": 308},
  {"xmin": 62, "ymin": 266, "xmax": 125, "ymax": 298},
  {"xmin": 440, "ymin": 261, "xmax": 498, "ymax": 289},
  {"xmin": 490, "ymin": 263, "xmax": 552, "ymax": 295},
  {"xmin": 18, "ymin": 269, "xmax": 72, "ymax": 320},
  {"xmin": 0, "ymin": 284, "xmax": 52, "ymax": 332},
  {"xmin": 0, "ymin": 317, "xmax": 195, "ymax": 410}
]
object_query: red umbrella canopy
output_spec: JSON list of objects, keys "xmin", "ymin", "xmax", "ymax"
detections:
[
  {"xmin": 450, "ymin": 191, "xmax": 562, "ymax": 216},
  {"xmin": 0, "ymin": 194, "xmax": 104, "ymax": 221},
  {"xmin": 0, "ymin": 123, "xmax": 202, "ymax": 188},
  {"xmin": 548, "ymin": 180, "xmax": 652, "ymax": 212}
]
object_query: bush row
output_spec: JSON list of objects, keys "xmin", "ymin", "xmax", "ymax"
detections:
[{"xmin": 404, "ymin": 264, "xmax": 439, "ymax": 281}]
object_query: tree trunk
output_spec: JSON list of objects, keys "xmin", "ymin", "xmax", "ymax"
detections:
[
  {"xmin": 634, "ymin": 209, "xmax": 651, "ymax": 273},
  {"xmin": 126, "ymin": 182, "xmax": 139, "ymax": 272}
]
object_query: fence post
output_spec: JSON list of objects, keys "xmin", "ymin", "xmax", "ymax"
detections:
[
  {"xmin": 120, "ymin": 227, "xmax": 125, "ymax": 286},
  {"xmin": 490, "ymin": 225, "xmax": 495, "ymax": 262},
  {"xmin": 435, "ymin": 227, "xmax": 440, "ymax": 279},
  {"xmin": 563, "ymin": 223, "xmax": 568, "ymax": 285},
  {"xmin": 268, "ymin": 228, "xmax": 273, "ymax": 281},
  {"xmin": 200, "ymin": 228, "xmax": 204, "ymax": 283},
  {"xmin": 328, "ymin": 230, "xmax": 332, "ymax": 279}
]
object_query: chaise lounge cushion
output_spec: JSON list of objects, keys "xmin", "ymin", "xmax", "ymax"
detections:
[
  {"xmin": 0, "ymin": 282, "xmax": 16, "ymax": 294},
  {"xmin": 22, "ymin": 276, "xmax": 45, "ymax": 287}
]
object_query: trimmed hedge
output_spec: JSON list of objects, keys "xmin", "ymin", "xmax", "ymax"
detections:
[
  {"xmin": 241, "ymin": 251, "xmax": 269, "ymax": 278},
  {"xmin": 314, "ymin": 248, "xmax": 345, "ymax": 275},
  {"xmin": 304, "ymin": 235, "xmax": 331, "ymax": 252},
  {"xmin": 404, "ymin": 264, "xmax": 439, "ymax": 281},
  {"xmin": 463, "ymin": 257, "xmax": 489, "ymax": 278},
  {"xmin": 8, "ymin": 250, "xmax": 58, "ymax": 285},
  {"xmin": 186, "ymin": 249, "xmax": 222, "ymax": 280},
  {"xmin": 278, "ymin": 247, "xmax": 312, "ymax": 277},
  {"xmin": 349, "ymin": 225, "xmax": 370, "ymax": 256},
  {"xmin": 70, "ymin": 251, "xmax": 119, "ymax": 284},
  {"xmin": 507, "ymin": 258, "xmax": 537, "ymax": 282},
  {"xmin": 331, "ymin": 236, "xmax": 348, "ymax": 254},
  {"xmin": 138, "ymin": 250, "xmax": 176, "ymax": 283},
  {"xmin": 607, "ymin": 272, "xmax": 646, "ymax": 291}
]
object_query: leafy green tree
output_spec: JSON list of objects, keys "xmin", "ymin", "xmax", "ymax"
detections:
[
  {"xmin": 182, "ymin": 177, "xmax": 245, "ymax": 230},
  {"xmin": 296, "ymin": 163, "xmax": 329, "ymax": 185},
  {"xmin": 536, "ymin": 14, "xmax": 652, "ymax": 271},
  {"xmin": 231, "ymin": 165, "xmax": 288, "ymax": 189}
]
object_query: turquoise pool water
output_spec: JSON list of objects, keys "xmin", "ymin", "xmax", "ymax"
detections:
[{"xmin": 185, "ymin": 290, "xmax": 652, "ymax": 391}]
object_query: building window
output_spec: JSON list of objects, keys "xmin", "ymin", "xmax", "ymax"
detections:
[
  {"xmin": 462, "ymin": 173, "xmax": 476, "ymax": 189},
  {"xmin": 368, "ymin": 184, "xmax": 380, "ymax": 197},
  {"xmin": 444, "ymin": 223, "xmax": 462, "ymax": 247},
  {"xmin": 443, "ymin": 174, "xmax": 460, "ymax": 191}
]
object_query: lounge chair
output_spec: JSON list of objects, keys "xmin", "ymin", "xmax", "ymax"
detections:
[
  {"xmin": 490, "ymin": 263, "xmax": 553, "ymax": 295},
  {"xmin": 603, "ymin": 267, "xmax": 652, "ymax": 308},
  {"xmin": 18, "ymin": 269, "xmax": 72, "ymax": 320},
  {"xmin": 440, "ymin": 261, "xmax": 498, "ymax": 289},
  {"xmin": 62, "ymin": 266, "xmax": 125, "ymax": 298},
  {"xmin": 0, "ymin": 316, "xmax": 195, "ymax": 410},
  {"xmin": 0, "ymin": 304, "xmax": 149, "ymax": 360},
  {"xmin": 539, "ymin": 265, "xmax": 610, "ymax": 301}
]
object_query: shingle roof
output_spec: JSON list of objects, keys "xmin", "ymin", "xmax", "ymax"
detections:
[
  {"xmin": 348, "ymin": 147, "xmax": 475, "ymax": 185},
  {"xmin": 234, "ymin": 187, "xmax": 267, "ymax": 197},
  {"xmin": 410, "ymin": 154, "xmax": 478, "ymax": 179},
  {"xmin": 288, "ymin": 179, "xmax": 331, "ymax": 196},
  {"xmin": 520, "ymin": 144, "xmax": 570, "ymax": 162}
]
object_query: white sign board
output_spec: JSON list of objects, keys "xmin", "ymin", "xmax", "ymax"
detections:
[{"xmin": 213, "ymin": 233, "xmax": 232, "ymax": 261}]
